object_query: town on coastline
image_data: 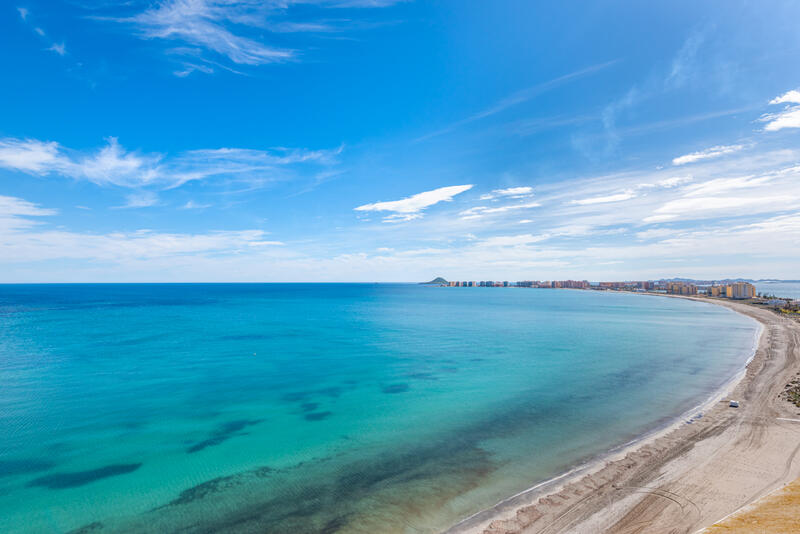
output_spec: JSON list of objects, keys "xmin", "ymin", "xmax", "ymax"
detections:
[{"xmin": 428, "ymin": 278, "xmax": 800, "ymax": 316}]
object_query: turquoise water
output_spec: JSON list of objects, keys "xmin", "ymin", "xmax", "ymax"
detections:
[{"xmin": 0, "ymin": 284, "xmax": 757, "ymax": 534}]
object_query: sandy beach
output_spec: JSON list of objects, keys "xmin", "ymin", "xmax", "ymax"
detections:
[{"xmin": 445, "ymin": 297, "xmax": 800, "ymax": 534}]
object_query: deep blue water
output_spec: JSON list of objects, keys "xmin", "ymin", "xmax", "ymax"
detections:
[{"xmin": 0, "ymin": 284, "xmax": 757, "ymax": 533}]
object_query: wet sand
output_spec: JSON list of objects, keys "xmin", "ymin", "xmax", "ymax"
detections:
[{"xmin": 445, "ymin": 297, "xmax": 800, "ymax": 534}]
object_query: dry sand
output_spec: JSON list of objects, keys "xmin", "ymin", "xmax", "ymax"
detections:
[
  {"xmin": 702, "ymin": 476, "xmax": 800, "ymax": 533},
  {"xmin": 445, "ymin": 298, "xmax": 800, "ymax": 534}
]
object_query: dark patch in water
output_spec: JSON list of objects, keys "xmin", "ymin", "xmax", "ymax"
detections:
[
  {"xmin": 381, "ymin": 383, "xmax": 410, "ymax": 394},
  {"xmin": 28, "ymin": 463, "xmax": 141, "ymax": 489},
  {"xmin": 300, "ymin": 402, "xmax": 319, "ymax": 412},
  {"xmin": 141, "ymin": 421, "xmax": 503, "ymax": 533},
  {"xmin": 282, "ymin": 391, "xmax": 310, "ymax": 402},
  {"xmin": 186, "ymin": 419, "xmax": 261, "ymax": 453},
  {"xmin": 168, "ymin": 474, "xmax": 241, "ymax": 506},
  {"xmin": 0, "ymin": 458, "xmax": 56, "ymax": 477},
  {"xmin": 407, "ymin": 372, "xmax": 438, "ymax": 381},
  {"xmin": 161, "ymin": 466, "xmax": 274, "ymax": 509},
  {"xmin": 304, "ymin": 411, "xmax": 332, "ymax": 421},
  {"xmin": 252, "ymin": 466, "xmax": 274, "ymax": 478},
  {"xmin": 66, "ymin": 522, "xmax": 103, "ymax": 534},
  {"xmin": 440, "ymin": 366, "xmax": 459, "ymax": 373}
]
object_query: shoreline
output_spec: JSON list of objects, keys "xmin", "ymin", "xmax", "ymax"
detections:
[{"xmin": 443, "ymin": 295, "xmax": 800, "ymax": 534}]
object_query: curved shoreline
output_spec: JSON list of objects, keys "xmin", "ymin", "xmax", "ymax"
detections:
[{"xmin": 443, "ymin": 295, "xmax": 800, "ymax": 534}]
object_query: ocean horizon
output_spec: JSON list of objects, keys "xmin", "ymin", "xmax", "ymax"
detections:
[{"xmin": 0, "ymin": 284, "xmax": 758, "ymax": 533}]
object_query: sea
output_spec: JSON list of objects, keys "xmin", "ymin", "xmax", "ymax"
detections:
[
  {"xmin": 755, "ymin": 281, "xmax": 800, "ymax": 300},
  {"xmin": 0, "ymin": 284, "xmax": 758, "ymax": 534}
]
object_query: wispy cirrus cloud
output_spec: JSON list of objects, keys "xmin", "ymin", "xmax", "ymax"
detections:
[
  {"xmin": 415, "ymin": 60, "xmax": 619, "ymax": 141},
  {"xmin": 479, "ymin": 186, "xmax": 534, "ymax": 200},
  {"xmin": 47, "ymin": 42, "xmax": 67, "ymax": 56},
  {"xmin": 117, "ymin": 191, "xmax": 160, "ymax": 209},
  {"xmin": 16, "ymin": 6, "xmax": 68, "ymax": 58},
  {"xmin": 354, "ymin": 184, "xmax": 473, "ymax": 222},
  {"xmin": 0, "ymin": 194, "xmax": 57, "ymax": 232},
  {"xmin": 0, "ymin": 136, "xmax": 341, "ymax": 192},
  {"xmin": 643, "ymin": 195, "xmax": 786, "ymax": 223},
  {"xmin": 100, "ymin": 0, "xmax": 403, "ymax": 76},
  {"xmin": 569, "ymin": 190, "xmax": 636, "ymax": 205},
  {"xmin": 672, "ymin": 144, "xmax": 744, "ymax": 165},
  {"xmin": 0, "ymin": 194, "xmax": 283, "ymax": 265},
  {"xmin": 459, "ymin": 200, "xmax": 541, "ymax": 220}
]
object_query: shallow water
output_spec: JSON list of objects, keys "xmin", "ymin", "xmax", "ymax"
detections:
[{"xmin": 0, "ymin": 284, "xmax": 756, "ymax": 533}]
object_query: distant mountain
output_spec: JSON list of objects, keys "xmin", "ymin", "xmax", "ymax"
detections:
[{"xmin": 421, "ymin": 277, "xmax": 448, "ymax": 285}]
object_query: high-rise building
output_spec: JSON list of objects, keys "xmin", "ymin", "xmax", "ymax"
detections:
[{"xmin": 727, "ymin": 282, "xmax": 756, "ymax": 299}]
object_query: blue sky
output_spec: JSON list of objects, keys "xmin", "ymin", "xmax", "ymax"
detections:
[{"xmin": 2, "ymin": 1, "xmax": 800, "ymax": 282}]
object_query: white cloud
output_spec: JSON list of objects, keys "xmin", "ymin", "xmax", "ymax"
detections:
[
  {"xmin": 760, "ymin": 89, "xmax": 800, "ymax": 131},
  {"xmin": 0, "ymin": 195, "xmax": 55, "ymax": 234},
  {"xmin": 0, "ymin": 195, "xmax": 56, "ymax": 217},
  {"xmin": 17, "ymin": 7, "xmax": 29, "ymax": 20},
  {"xmin": 769, "ymin": 90, "xmax": 800, "ymax": 105},
  {"xmin": 0, "ymin": 135, "xmax": 339, "ymax": 190},
  {"xmin": 635, "ymin": 228, "xmax": 681, "ymax": 240},
  {"xmin": 117, "ymin": 191, "xmax": 159, "ymax": 209},
  {"xmin": 0, "ymin": 138, "xmax": 60, "ymax": 173},
  {"xmin": 656, "ymin": 176, "xmax": 692, "ymax": 188},
  {"xmin": 354, "ymin": 184, "xmax": 473, "ymax": 222},
  {"xmin": 479, "ymin": 186, "xmax": 533, "ymax": 200},
  {"xmin": 182, "ymin": 200, "xmax": 211, "ymax": 209},
  {"xmin": 459, "ymin": 200, "xmax": 541, "ymax": 220},
  {"xmin": 478, "ymin": 234, "xmax": 550, "ymax": 247},
  {"xmin": 0, "ymin": 195, "xmax": 283, "ymax": 265},
  {"xmin": 761, "ymin": 108, "xmax": 800, "ymax": 132},
  {"xmin": 47, "ymin": 42, "xmax": 66, "ymax": 56},
  {"xmin": 643, "ymin": 195, "xmax": 785, "ymax": 223},
  {"xmin": 672, "ymin": 144, "xmax": 744, "ymax": 166},
  {"xmin": 570, "ymin": 190, "xmax": 636, "ymax": 205},
  {"xmin": 75, "ymin": 137, "xmax": 163, "ymax": 187}
]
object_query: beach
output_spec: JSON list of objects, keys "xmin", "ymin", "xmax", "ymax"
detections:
[{"xmin": 445, "ymin": 297, "xmax": 800, "ymax": 534}]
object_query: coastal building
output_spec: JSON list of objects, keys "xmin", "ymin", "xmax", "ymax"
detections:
[
  {"xmin": 727, "ymin": 282, "xmax": 756, "ymax": 300},
  {"xmin": 666, "ymin": 282, "xmax": 698, "ymax": 295},
  {"xmin": 559, "ymin": 280, "xmax": 590, "ymax": 289}
]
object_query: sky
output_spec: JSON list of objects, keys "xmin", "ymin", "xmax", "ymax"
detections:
[{"xmin": 1, "ymin": 0, "xmax": 800, "ymax": 282}]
